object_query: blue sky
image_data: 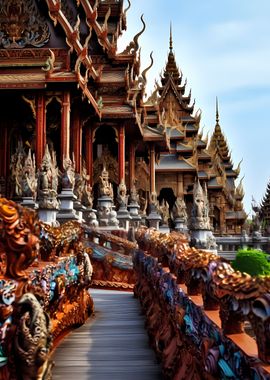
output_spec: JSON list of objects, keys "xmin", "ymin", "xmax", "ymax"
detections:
[{"xmin": 117, "ymin": 0, "xmax": 270, "ymax": 215}]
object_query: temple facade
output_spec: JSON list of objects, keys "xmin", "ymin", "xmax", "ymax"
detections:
[{"xmin": 0, "ymin": 0, "xmax": 246, "ymax": 235}]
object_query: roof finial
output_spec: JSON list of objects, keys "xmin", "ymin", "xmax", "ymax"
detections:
[
  {"xmin": 169, "ymin": 22, "xmax": 173, "ymax": 52},
  {"xmin": 216, "ymin": 96, "xmax": 219, "ymax": 125}
]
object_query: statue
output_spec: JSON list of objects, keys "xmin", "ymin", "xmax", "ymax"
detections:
[
  {"xmin": 37, "ymin": 145, "xmax": 59, "ymax": 209},
  {"xmin": 117, "ymin": 179, "xmax": 128, "ymax": 208},
  {"xmin": 109, "ymin": 210, "xmax": 119, "ymax": 227},
  {"xmin": 9, "ymin": 141, "xmax": 25, "ymax": 198},
  {"xmin": 99, "ymin": 166, "xmax": 113, "ymax": 198},
  {"xmin": 81, "ymin": 165, "xmax": 93, "ymax": 208},
  {"xmin": 149, "ymin": 191, "xmax": 158, "ymax": 212},
  {"xmin": 61, "ymin": 155, "xmax": 75, "ymax": 190},
  {"xmin": 172, "ymin": 197, "xmax": 187, "ymax": 222},
  {"xmin": 82, "ymin": 182, "xmax": 93, "ymax": 209},
  {"xmin": 21, "ymin": 149, "xmax": 37, "ymax": 199},
  {"xmin": 159, "ymin": 199, "xmax": 170, "ymax": 225},
  {"xmin": 74, "ymin": 172, "xmax": 84, "ymax": 202},
  {"xmin": 190, "ymin": 179, "xmax": 216, "ymax": 251},
  {"xmin": 251, "ymin": 197, "xmax": 262, "ymax": 237},
  {"xmin": 129, "ymin": 184, "xmax": 139, "ymax": 204},
  {"xmin": 190, "ymin": 179, "xmax": 211, "ymax": 230},
  {"xmin": 138, "ymin": 190, "xmax": 148, "ymax": 214},
  {"xmin": 88, "ymin": 211, "xmax": 98, "ymax": 227}
]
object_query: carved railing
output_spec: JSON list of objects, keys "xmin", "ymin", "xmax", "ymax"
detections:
[
  {"xmin": 83, "ymin": 227, "xmax": 136, "ymax": 289},
  {"xmin": 84, "ymin": 227, "xmax": 137, "ymax": 255},
  {"xmin": 0, "ymin": 199, "xmax": 94, "ymax": 379},
  {"xmin": 135, "ymin": 227, "xmax": 270, "ymax": 377}
]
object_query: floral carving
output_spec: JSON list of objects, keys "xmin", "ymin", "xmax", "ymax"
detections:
[{"xmin": 0, "ymin": 0, "xmax": 50, "ymax": 49}]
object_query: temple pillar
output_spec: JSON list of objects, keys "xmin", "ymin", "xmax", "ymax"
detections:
[
  {"xmin": 118, "ymin": 125, "xmax": 125, "ymax": 183},
  {"xmin": 36, "ymin": 93, "xmax": 46, "ymax": 168},
  {"xmin": 61, "ymin": 91, "xmax": 70, "ymax": 165},
  {"xmin": 149, "ymin": 144, "xmax": 156, "ymax": 194},
  {"xmin": 72, "ymin": 107, "xmax": 82, "ymax": 173},
  {"xmin": 177, "ymin": 173, "xmax": 184, "ymax": 197},
  {"xmin": 85, "ymin": 127, "xmax": 93, "ymax": 185},
  {"xmin": 129, "ymin": 143, "xmax": 136, "ymax": 190}
]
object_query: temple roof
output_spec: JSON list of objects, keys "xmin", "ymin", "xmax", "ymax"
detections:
[{"xmin": 156, "ymin": 154, "xmax": 196, "ymax": 172}]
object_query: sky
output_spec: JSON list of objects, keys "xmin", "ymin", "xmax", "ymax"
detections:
[{"xmin": 117, "ymin": 0, "xmax": 270, "ymax": 216}]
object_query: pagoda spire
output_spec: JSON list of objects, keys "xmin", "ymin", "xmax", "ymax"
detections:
[
  {"xmin": 160, "ymin": 24, "xmax": 181, "ymax": 86},
  {"xmin": 216, "ymin": 96, "xmax": 220, "ymax": 126},
  {"xmin": 208, "ymin": 99, "xmax": 231, "ymax": 161},
  {"xmin": 169, "ymin": 22, "xmax": 173, "ymax": 52}
]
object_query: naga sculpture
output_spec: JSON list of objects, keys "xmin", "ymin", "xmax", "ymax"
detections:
[{"xmin": 0, "ymin": 198, "xmax": 39, "ymax": 280}]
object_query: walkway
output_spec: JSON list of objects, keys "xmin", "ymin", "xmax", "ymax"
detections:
[{"xmin": 52, "ymin": 289, "xmax": 162, "ymax": 380}]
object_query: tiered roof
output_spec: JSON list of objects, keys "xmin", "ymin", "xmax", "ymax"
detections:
[{"xmin": 260, "ymin": 181, "xmax": 270, "ymax": 222}]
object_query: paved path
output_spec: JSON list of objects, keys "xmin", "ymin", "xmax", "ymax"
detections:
[{"xmin": 52, "ymin": 289, "xmax": 162, "ymax": 380}]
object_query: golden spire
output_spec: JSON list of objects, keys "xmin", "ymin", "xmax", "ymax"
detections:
[
  {"xmin": 169, "ymin": 22, "xmax": 173, "ymax": 52},
  {"xmin": 216, "ymin": 96, "xmax": 219, "ymax": 125}
]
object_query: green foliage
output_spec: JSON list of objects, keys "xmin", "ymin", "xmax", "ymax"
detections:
[{"xmin": 232, "ymin": 248, "xmax": 270, "ymax": 277}]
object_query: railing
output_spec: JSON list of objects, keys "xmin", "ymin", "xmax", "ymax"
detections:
[
  {"xmin": 135, "ymin": 227, "xmax": 270, "ymax": 378},
  {"xmin": 216, "ymin": 234, "xmax": 270, "ymax": 261}
]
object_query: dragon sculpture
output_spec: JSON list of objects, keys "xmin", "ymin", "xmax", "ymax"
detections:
[{"xmin": 0, "ymin": 198, "xmax": 40, "ymax": 281}]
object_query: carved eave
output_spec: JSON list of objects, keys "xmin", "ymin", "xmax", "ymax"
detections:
[
  {"xmin": 79, "ymin": 0, "xmax": 117, "ymax": 57},
  {"xmin": 44, "ymin": 0, "xmax": 103, "ymax": 116},
  {"xmin": 119, "ymin": 14, "xmax": 145, "ymax": 57}
]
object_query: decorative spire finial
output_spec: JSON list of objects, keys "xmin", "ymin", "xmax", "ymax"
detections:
[
  {"xmin": 216, "ymin": 96, "xmax": 219, "ymax": 125},
  {"xmin": 169, "ymin": 22, "xmax": 173, "ymax": 52}
]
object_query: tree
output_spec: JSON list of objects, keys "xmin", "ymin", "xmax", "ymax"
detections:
[{"xmin": 232, "ymin": 248, "xmax": 270, "ymax": 277}]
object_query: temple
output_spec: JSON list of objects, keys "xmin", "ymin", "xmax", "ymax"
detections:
[
  {"xmin": 260, "ymin": 181, "xmax": 270, "ymax": 235},
  {"xmin": 0, "ymin": 0, "xmax": 246, "ymax": 234}
]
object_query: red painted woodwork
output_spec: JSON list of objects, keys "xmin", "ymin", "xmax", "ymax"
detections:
[
  {"xmin": 85, "ymin": 127, "xmax": 93, "ymax": 185},
  {"xmin": 150, "ymin": 144, "xmax": 155, "ymax": 193},
  {"xmin": 61, "ymin": 91, "xmax": 70, "ymax": 165},
  {"xmin": 118, "ymin": 125, "xmax": 125, "ymax": 182},
  {"xmin": 36, "ymin": 93, "xmax": 46, "ymax": 168},
  {"xmin": 72, "ymin": 108, "xmax": 82, "ymax": 173},
  {"xmin": 129, "ymin": 143, "xmax": 135, "ymax": 190}
]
